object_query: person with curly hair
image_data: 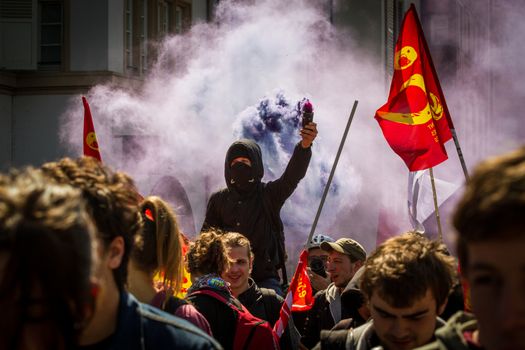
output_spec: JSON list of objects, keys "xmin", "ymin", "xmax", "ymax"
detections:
[
  {"xmin": 128, "ymin": 196, "xmax": 211, "ymax": 334},
  {"xmin": 186, "ymin": 230, "xmax": 237, "ymax": 349},
  {"xmin": 0, "ymin": 167, "xmax": 97, "ymax": 350},
  {"xmin": 41, "ymin": 157, "xmax": 220, "ymax": 350},
  {"xmin": 315, "ymin": 232, "xmax": 456, "ymax": 350}
]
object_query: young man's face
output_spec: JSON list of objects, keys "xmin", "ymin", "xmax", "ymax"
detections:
[
  {"xmin": 466, "ymin": 236, "xmax": 525, "ymax": 350},
  {"xmin": 369, "ymin": 288, "xmax": 444, "ymax": 350},
  {"xmin": 326, "ymin": 251, "xmax": 357, "ymax": 288},
  {"xmin": 222, "ymin": 246, "xmax": 252, "ymax": 297}
]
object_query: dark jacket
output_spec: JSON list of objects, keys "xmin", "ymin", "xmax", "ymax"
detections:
[
  {"xmin": 106, "ymin": 291, "xmax": 221, "ymax": 350},
  {"xmin": 186, "ymin": 275, "xmax": 239, "ymax": 350},
  {"xmin": 313, "ymin": 317, "xmax": 447, "ymax": 350},
  {"xmin": 302, "ymin": 281, "xmax": 367, "ymax": 349},
  {"xmin": 237, "ymin": 279, "xmax": 300, "ymax": 350},
  {"xmin": 414, "ymin": 312, "xmax": 481, "ymax": 350},
  {"xmin": 202, "ymin": 140, "xmax": 312, "ymax": 283}
]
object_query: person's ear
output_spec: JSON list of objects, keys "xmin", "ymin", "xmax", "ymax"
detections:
[
  {"xmin": 249, "ymin": 255, "xmax": 254, "ymax": 273},
  {"xmin": 106, "ymin": 236, "xmax": 125, "ymax": 270},
  {"xmin": 437, "ymin": 297, "xmax": 448, "ymax": 316}
]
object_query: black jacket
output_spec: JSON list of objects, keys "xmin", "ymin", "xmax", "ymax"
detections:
[
  {"xmin": 302, "ymin": 282, "xmax": 367, "ymax": 349},
  {"xmin": 202, "ymin": 140, "xmax": 312, "ymax": 282},
  {"xmin": 237, "ymin": 279, "xmax": 300, "ymax": 350}
]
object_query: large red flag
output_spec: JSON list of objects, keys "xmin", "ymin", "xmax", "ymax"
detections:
[
  {"xmin": 82, "ymin": 96, "xmax": 102, "ymax": 162},
  {"xmin": 273, "ymin": 250, "xmax": 313, "ymax": 338},
  {"xmin": 375, "ymin": 4, "xmax": 453, "ymax": 171}
]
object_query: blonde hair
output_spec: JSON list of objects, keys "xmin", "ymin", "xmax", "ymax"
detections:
[{"xmin": 133, "ymin": 196, "xmax": 183, "ymax": 295}]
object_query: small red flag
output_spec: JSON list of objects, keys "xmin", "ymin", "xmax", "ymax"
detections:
[
  {"xmin": 82, "ymin": 96, "xmax": 102, "ymax": 162},
  {"xmin": 291, "ymin": 251, "xmax": 314, "ymax": 312},
  {"xmin": 273, "ymin": 250, "xmax": 313, "ymax": 338},
  {"xmin": 375, "ymin": 5, "xmax": 453, "ymax": 171}
]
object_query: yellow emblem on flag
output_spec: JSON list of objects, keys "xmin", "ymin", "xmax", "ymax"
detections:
[
  {"xmin": 376, "ymin": 74, "xmax": 433, "ymax": 125},
  {"xmin": 394, "ymin": 46, "xmax": 418, "ymax": 70},
  {"xmin": 86, "ymin": 131, "xmax": 99, "ymax": 151},
  {"xmin": 429, "ymin": 92, "xmax": 444, "ymax": 120}
]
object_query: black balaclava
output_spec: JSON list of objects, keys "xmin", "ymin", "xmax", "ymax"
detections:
[
  {"xmin": 230, "ymin": 162, "xmax": 256, "ymax": 194},
  {"xmin": 224, "ymin": 140, "xmax": 263, "ymax": 196}
]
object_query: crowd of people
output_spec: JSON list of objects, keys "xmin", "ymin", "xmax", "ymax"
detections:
[{"xmin": 0, "ymin": 117, "xmax": 524, "ymax": 349}]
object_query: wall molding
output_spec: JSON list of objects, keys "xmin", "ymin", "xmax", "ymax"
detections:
[{"xmin": 0, "ymin": 70, "xmax": 143, "ymax": 95}]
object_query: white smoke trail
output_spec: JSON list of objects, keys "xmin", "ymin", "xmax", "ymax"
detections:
[{"xmin": 60, "ymin": 0, "xmax": 524, "ymax": 254}]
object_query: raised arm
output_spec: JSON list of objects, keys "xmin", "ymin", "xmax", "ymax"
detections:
[{"xmin": 267, "ymin": 122, "xmax": 317, "ymax": 206}]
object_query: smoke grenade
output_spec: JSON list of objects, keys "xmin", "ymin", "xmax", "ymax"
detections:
[{"xmin": 302, "ymin": 99, "xmax": 314, "ymax": 128}]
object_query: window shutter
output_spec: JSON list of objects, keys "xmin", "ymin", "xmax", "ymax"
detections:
[{"xmin": 0, "ymin": 0, "xmax": 37, "ymax": 70}]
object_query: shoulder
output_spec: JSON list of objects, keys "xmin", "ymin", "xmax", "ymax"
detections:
[
  {"xmin": 174, "ymin": 304, "xmax": 213, "ymax": 336},
  {"xmin": 318, "ymin": 329, "xmax": 350, "ymax": 350},
  {"xmin": 208, "ymin": 188, "xmax": 230, "ymax": 201},
  {"xmin": 415, "ymin": 312, "xmax": 478, "ymax": 350},
  {"xmin": 138, "ymin": 302, "xmax": 221, "ymax": 349},
  {"xmin": 119, "ymin": 293, "xmax": 220, "ymax": 349},
  {"xmin": 260, "ymin": 287, "xmax": 282, "ymax": 303},
  {"xmin": 347, "ymin": 321, "xmax": 376, "ymax": 345},
  {"xmin": 318, "ymin": 323, "xmax": 375, "ymax": 350},
  {"xmin": 314, "ymin": 288, "xmax": 328, "ymax": 302}
]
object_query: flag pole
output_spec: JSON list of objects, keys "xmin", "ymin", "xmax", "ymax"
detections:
[
  {"xmin": 428, "ymin": 167, "xmax": 443, "ymax": 242},
  {"xmin": 451, "ymin": 128, "xmax": 469, "ymax": 181},
  {"xmin": 306, "ymin": 100, "xmax": 359, "ymax": 247},
  {"xmin": 410, "ymin": 4, "xmax": 469, "ymax": 182}
]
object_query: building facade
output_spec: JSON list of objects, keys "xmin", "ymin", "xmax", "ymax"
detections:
[{"xmin": 0, "ymin": 0, "xmax": 208, "ymax": 170}]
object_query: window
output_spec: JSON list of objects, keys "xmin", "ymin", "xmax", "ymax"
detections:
[
  {"xmin": 157, "ymin": 0, "xmax": 171, "ymax": 36},
  {"xmin": 125, "ymin": 0, "xmax": 133, "ymax": 70},
  {"xmin": 139, "ymin": 0, "xmax": 147, "ymax": 74},
  {"xmin": 125, "ymin": 0, "xmax": 148, "ymax": 75},
  {"xmin": 0, "ymin": 0, "xmax": 37, "ymax": 70},
  {"xmin": 174, "ymin": 1, "xmax": 191, "ymax": 34},
  {"xmin": 38, "ymin": 0, "xmax": 62, "ymax": 69}
]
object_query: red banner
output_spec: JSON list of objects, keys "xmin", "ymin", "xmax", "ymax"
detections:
[
  {"xmin": 82, "ymin": 96, "xmax": 102, "ymax": 162},
  {"xmin": 375, "ymin": 4, "xmax": 453, "ymax": 171},
  {"xmin": 273, "ymin": 250, "xmax": 313, "ymax": 338},
  {"xmin": 291, "ymin": 250, "xmax": 314, "ymax": 312}
]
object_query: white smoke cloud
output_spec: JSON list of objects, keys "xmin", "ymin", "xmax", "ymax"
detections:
[{"xmin": 64, "ymin": 0, "xmax": 520, "ymax": 254}]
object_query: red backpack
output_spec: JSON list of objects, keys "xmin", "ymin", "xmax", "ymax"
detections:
[{"xmin": 191, "ymin": 289, "xmax": 280, "ymax": 350}]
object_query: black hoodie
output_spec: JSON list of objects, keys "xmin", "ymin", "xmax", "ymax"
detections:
[{"xmin": 202, "ymin": 139, "xmax": 312, "ymax": 283}]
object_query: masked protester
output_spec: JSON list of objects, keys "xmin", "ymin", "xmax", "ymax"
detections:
[{"xmin": 202, "ymin": 122, "xmax": 318, "ymax": 295}]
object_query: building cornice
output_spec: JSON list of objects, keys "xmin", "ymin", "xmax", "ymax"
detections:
[{"xmin": 0, "ymin": 70, "xmax": 144, "ymax": 95}]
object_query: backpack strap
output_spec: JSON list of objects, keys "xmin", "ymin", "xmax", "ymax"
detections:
[
  {"xmin": 163, "ymin": 296, "xmax": 189, "ymax": 315},
  {"xmin": 242, "ymin": 319, "xmax": 269, "ymax": 350},
  {"xmin": 190, "ymin": 289, "xmax": 242, "ymax": 311},
  {"xmin": 260, "ymin": 288, "xmax": 281, "ymax": 325}
]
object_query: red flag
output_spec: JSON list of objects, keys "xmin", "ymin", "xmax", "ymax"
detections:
[
  {"xmin": 458, "ymin": 264, "xmax": 472, "ymax": 312},
  {"xmin": 273, "ymin": 250, "xmax": 313, "ymax": 338},
  {"xmin": 375, "ymin": 4, "xmax": 453, "ymax": 171},
  {"xmin": 82, "ymin": 96, "xmax": 102, "ymax": 162}
]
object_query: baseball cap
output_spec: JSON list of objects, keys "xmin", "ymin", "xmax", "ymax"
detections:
[{"xmin": 321, "ymin": 238, "xmax": 367, "ymax": 262}]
